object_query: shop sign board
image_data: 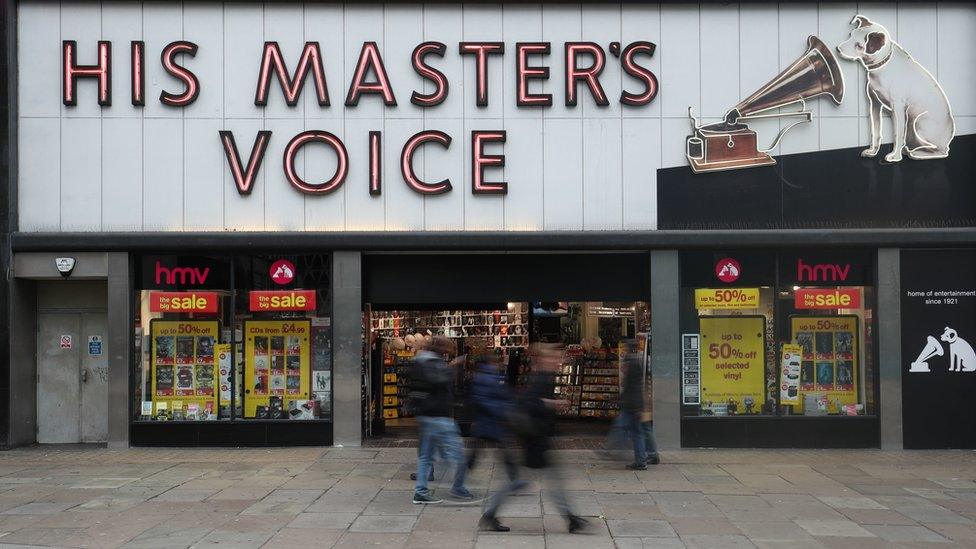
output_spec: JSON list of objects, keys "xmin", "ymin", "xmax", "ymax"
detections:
[
  {"xmin": 149, "ymin": 291, "xmax": 219, "ymax": 313},
  {"xmin": 780, "ymin": 343, "xmax": 802, "ymax": 405},
  {"xmin": 901, "ymin": 249, "xmax": 976, "ymax": 449},
  {"xmin": 699, "ymin": 316, "xmax": 765, "ymax": 412},
  {"xmin": 269, "ymin": 260, "xmax": 296, "ymax": 286},
  {"xmin": 695, "ymin": 288, "xmax": 759, "ymax": 310},
  {"xmin": 794, "ymin": 288, "xmax": 861, "ymax": 310},
  {"xmin": 249, "ymin": 290, "xmax": 316, "ymax": 312},
  {"xmin": 715, "ymin": 258, "xmax": 741, "ymax": 283},
  {"xmin": 681, "ymin": 333, "xmax": 701, "ymax": 405}
]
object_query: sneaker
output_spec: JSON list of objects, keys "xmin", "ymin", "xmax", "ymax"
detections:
[
  {"xmin": 449, "ymin": 487, "xmax": 475, "ymax": 501},
  {"xmin": 409, "ymin": 472, "xmax": 417, "ymax": 481},
  {"xmin": 479, "ymin": 515, "xmax": 511, "ymax": 532},
  {"xmin": 568, "ymin": 515, "xmax": 588, "ymax": 534},
  {"xmin": 626, "ymin": 462, "xmax": 647, "ymax": 470},
  {"xmin": 412, "ymin": 492, "xmax": 443, "ymax": 504},
  {"xmin": 648, "ymin": 454, "xmax": 661, "ymax": 465}
]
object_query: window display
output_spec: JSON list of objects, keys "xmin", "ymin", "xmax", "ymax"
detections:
[
  {"xmin": 132, "ymin": 253, "xmax": 332, "ymax": 423},
  {"xmin": 680, "ymin": 251, "xmax": 877, "ymax": 419}
]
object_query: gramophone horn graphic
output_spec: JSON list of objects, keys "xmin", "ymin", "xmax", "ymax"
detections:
[
  {"xmin": 910, "ymin": 335, "xmax": 944, "ymax": 373},
  {"xmin": 686, "ymin": 36, "xmax": 845, "ymax": 173}
]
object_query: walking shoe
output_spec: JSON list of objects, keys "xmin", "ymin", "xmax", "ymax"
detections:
[
  {"xmin": 409, "ymin": 471, "xmax": 436, "ymax": 481},
  {"xmin": 409, "ymin": 472, "xmax": 417, "ymax": 481},
  {"xmin": 567, "ymin": 515, "xmax": 588, "ymax": 534},
  {"xmin": 648, "ymin": 454, "xmax": 661, "ymax": 465},
  {"xmin": 479, "ymin": 515, "xmax": 511, "ymax": 532},
  {"xmin": 412, "ymin": 492, "xmax": 443, "ymax": 504},
  {"xmin": 449, "ymin": 487, "xmax": 475, "ymax": 501},
  {"xmin": 626, "ymin": 462, "xmax": 648, "ymax": 470}
]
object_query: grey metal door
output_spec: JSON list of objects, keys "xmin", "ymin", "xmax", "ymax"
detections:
[{"xmin": 37, "ymin": 312, "xmax": 108, "ymax": 443}]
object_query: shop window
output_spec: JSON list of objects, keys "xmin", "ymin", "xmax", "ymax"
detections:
[
  {"xmin": 132, "ymin": 253, "xmax": 332, "ymax": 423},
  {"xmin": 680, "ymin": 252, "xmax": 877, "ymax": 418},
  {"xmin": 133, "ymin": 255, "xmax": 232, "ymax": 421}
]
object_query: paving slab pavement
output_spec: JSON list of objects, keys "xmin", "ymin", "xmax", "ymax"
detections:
[{"xmin": 0, "ymin": 446, "xmax": 972, "ymax": 547}]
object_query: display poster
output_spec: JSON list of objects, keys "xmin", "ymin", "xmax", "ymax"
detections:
[
  {"xmin": 699, "ymin": 316, "xmax": 765, "ymax": 411},
  {"xmin": 694, "ymin": 288, "xmax": 760, "ymax": 309},
  {"xmin": 311, "ymin": 319, "xmax": 332, "ymax": 418},
  {"xmin": 681, "ymin": 333, "xmax": 701, "ymax": 405},
  {"xmin": 790, "ymin": 315, "xmax": 859, "ymax": 410},
  {"xmin": 216, "ymin": 344, "xmax": 232, "ymax": 407},
  {"xmin": 780, "ymin": 343, "xmax": 802, "ymax": 405},
  {"xmin": 243, "ymin": 320, "xmax": 311, "ymax": 418},
  {"xmin": 150, "ymin": 320, "xmax": 219, "ymax": 419},
  {"xmin": 901, "ymin": 249, "xmax": 976, "ymax": 449}
]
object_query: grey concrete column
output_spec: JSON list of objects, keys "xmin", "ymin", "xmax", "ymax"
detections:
[
  {"xmin": 106, "ymin": 253, "xmax": 130, "ymax": 449},
  {"xmin": 878, "ymin": 248, "xmax": 902, "ymax": 449},
  {"xmin": 332, "ymin": 251, "xmax": 363, "ymax": 447},
  {"xmin": 7, "ymin": 279, "xmax": 37, "ymax": 448},
  {"xmin": 651, "ymin": 250, "xmax": 681, "ymax": 449}
]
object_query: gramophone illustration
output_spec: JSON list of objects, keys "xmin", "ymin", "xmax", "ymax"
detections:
[
  {"xmin": 910, "ymin": 335, "xmax": 944, "ymax": 373},
  {"xmin": 686, "ymin": 36, "xmax": 845, "ymax": 174}
]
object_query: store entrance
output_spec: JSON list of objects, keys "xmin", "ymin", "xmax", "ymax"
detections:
[{"xmin": 361, "ymin": 252, "xmax": 652, "ymax": 440}]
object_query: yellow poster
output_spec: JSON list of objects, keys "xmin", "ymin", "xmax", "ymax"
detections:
[
  {"xmin": 695, "ymin": 288, "xmax": 760, "ymax": 309},
  {"xmin": 243, "ymin": 319, "xmax": 311, "ymax": 418},
  {"xmin": 790, "ymin": 315, "xmax": 859, "ymax": 411},
  {"xmin": 150, "ymin": 320, "xmax": 219, "ymax": 419},
  {"xmin": 700, "ymin": 316, "xmax": 765, "ymax": 410},
  {"xmin": 780, "ymin": 343, "xmax": 803, "ymax": 405}
]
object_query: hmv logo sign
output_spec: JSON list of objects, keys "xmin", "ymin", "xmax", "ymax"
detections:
[
  {"xmin": 154, "ymin": 261, "xmax": 210, "ymax": 285},
  {"xmin": 797, "ymin": 258, "xmax": 851, "ymax": 282}
]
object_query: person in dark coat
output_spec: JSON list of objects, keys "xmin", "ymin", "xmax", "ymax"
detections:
[
  {"xmin": 466, "ymin": 353, "xmax": 519, "ymax": 482},
  {"xmin": 480, "ymin": 344, "xmax": 587, "ymax": 534},
  {"xmin": 602, "ymin": 340, "xmax": 647, "ymax": 469}
]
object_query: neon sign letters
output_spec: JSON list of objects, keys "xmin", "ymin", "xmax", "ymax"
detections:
[{"xmin": 62, "ymin": 39, "xmax": 658, "ymax": 197}]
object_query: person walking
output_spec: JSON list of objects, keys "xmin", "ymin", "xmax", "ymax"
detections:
[
  {"xmin": 480, "ymin": 344, "xmax": 587, "ymax": 533},
  {"xmin": 603, "ymin": 340, "xmax": 648, "ymax": 470},
  {"xmin": 641, "ymin": 377, "xmax": 662, "ymax": 465},
  {"xmin": 410, "ymin": 336, "xmax": 473, "ymax": 504},
  {"xmin": 466, "ymin": 353, "xmax": 519, "ymax": 482}
]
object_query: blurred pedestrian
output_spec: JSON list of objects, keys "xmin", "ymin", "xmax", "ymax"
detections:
[
  {"xmin": 410, "ymin": 336, "xmax": 473, "ymax": 504},
  {"xmin": 641, "ymin": 379, "xmax": 662, "ymax": 465},
  {"xmin": 466, "ymin": 353, "xmax": 519, "ymax": 483},
  {"xmin": 406, "ymin": 337, "xmax": 435, "ymax": 483},
  {"xmin": 602, "ymin": 340, "xmax": 647, "ymax": 470},
  {"xmin": 481, "ymin": 344, "xmax": 587, "ymax": 533}
]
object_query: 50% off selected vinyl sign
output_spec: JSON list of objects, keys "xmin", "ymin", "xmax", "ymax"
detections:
[{"xmin": 695, "ymin": 288, "xmax": 760, "ymax": 310}]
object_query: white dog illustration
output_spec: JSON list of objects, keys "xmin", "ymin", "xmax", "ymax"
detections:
[
  {"xmin": 836, "ymin": 15, "xmax": 955, "ymax": 163},
  {"xmin": 941, "ymin": 327, "xmax": 975, "ymax": 373}
]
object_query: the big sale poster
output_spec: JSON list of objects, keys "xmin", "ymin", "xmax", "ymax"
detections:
[
  {"xmin": 790, "ymin": 315, "xmax": 859, "ymax": 410},
  {"xmin": 150, "ymin": 320, "xmax": 220, "ymax": 416},
  {"xmin": 699, "ymin": 316, "xmax": 765, "ymax": 409},
  {"xmin": 243, "ymin": 320, "xmax": 311, "ymax": 418}
]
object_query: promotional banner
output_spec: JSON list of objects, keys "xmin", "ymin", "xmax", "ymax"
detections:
[
  {"xmin": 790, "ymin": 315, "xmax": 859, "ymax": 410},
  {"xmin": 243, "ymin": 320, "xmax": 311, "ymax": 419},
  {"xmin": 695, "ymin": 288, "xmax": 760, "ymax": 309},
  {"xmin": 780, "ymin": 343, "xmax": 803, "ymax": 405},
  {"xmin": 150, "ymin": 320, "xmax": 219, "ymax": 420},
  {"xmin": 901, "ymin": 249, "xmax": 976, "ymax": 449},
  {"xmin": 699, "ymin": 316, "xmax": 765, "ymax": 411},
  {"xmin": 249, "ymin": 290, "xmax": 316, "ymax": 312},
  {"xmin": 794, "ymin": 288, "xmax": 861, "ymax": 310},
  {"xmin": 149, "ymin": 291, "xmax": 219, "ymax": 313}
]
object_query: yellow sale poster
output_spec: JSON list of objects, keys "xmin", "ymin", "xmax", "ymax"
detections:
[
  {"xmin": 150, "ymin": 320, "xmax": 219, "ymax": 419},
  {"xmin": 243, "ymin": 320, "xmax": 311, "ymax": 418},
  {"xmin": 790, "ymin": 315, "xmax": 859, "ymax": 410},
  {"xmin": 700, "ymin": 316, "xmax": 765, "ymax": 409}
]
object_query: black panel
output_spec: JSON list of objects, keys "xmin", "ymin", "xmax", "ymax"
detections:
[
  {"xmin": 658, "ymin": 134, "xmax": 976, "ymax": 230},
  {"xmin": 364, "ymin": 253, "xmax": 650, "ymax": 304},
  {"xmin": 130, "ymin": 421, "xmax": 333, "ymax": 447},
  {"xmin": 900, "ymin": 249, "xmax": 976, "ymax": 449},
  {"xmin": 681, "ymin": 417, "xmax": 879, "ymax": 448}
]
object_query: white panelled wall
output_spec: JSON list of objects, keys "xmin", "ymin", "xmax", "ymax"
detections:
[{"xmin": 17, "ymin": 2, "xmax": 976, "ymax": 232}]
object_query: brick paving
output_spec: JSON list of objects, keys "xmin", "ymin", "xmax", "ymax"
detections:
[{"xmin": 0, "ymin": 445, "xmax": 972, "ymax": 547}]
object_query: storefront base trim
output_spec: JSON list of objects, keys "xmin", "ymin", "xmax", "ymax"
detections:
[
  {"xmin": 130, "ymin": 421, "xmax": 333, "ymax": 447},
  {"xmin": 681, "ymin": 416, "xmax": 879, "ymax": 449}
]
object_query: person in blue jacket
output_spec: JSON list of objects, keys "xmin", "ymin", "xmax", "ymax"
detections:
[{"xmin": 466, "ymin": 352, "xmax": 518, "ymax": 482}]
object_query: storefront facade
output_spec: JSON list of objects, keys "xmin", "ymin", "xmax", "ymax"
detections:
[{"xmin": 2, "ymin": 1, "xmax": 975, "ymax": 450}]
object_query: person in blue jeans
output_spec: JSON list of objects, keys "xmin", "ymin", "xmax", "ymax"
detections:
[
  {"xmin": 603, "ymin": 341, "xmax": 647, "ymax": 470},
  {"xmin": 409, "ymin": 336, "xmax": 472, "ymax": 504}
]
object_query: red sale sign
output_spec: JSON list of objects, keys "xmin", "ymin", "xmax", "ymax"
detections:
[
  {"xmin": 149, "ymin": 291, "xmax": 218, "ymax": 313},
  {"xmin": 794, "ymin": 288, "xmax": 861, "ymax": 310},
  {"xmin": 249, "ymin": 290, "xmax": 316, "ymax": 312}
]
